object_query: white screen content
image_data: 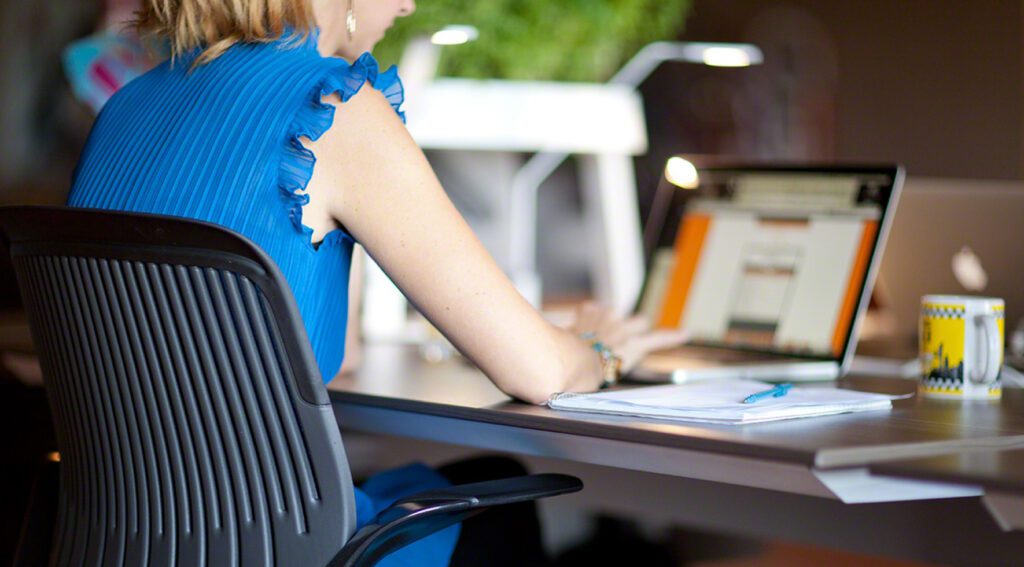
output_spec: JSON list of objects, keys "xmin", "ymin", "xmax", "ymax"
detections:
[{"xmin": 642, "ymin": 172, "xmax": 887, "ymax": 358}]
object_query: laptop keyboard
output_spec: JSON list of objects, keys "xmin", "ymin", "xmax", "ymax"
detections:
[{"xmin": 662, "ymin": 345, "xmax": 776, "ymax": 363}]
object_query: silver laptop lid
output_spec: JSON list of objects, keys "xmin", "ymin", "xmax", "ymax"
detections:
[
  {"xmin": 638, "ymin": 160, "xmax": 904, "ymax": 375},
  {"xmin": 876, "ymin": 178, "xmax": 1024, "ymax": 344}
]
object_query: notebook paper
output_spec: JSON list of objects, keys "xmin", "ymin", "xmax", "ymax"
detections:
[{"xmin": 547, "ymin": 380, "xmax": 905, "ymax": 424}]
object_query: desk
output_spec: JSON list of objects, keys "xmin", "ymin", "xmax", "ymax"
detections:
[
  {"xmin": 872, "ymin": 450, "xmax": 1024, "ymax": 533},
  {"xmin": 329, "ymin": 344, "xmax": 1024, "ymax": 565}
]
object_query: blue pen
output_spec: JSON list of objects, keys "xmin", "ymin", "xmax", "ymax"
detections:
[{"xmin": 742, "ymin": 383, "xmax": 792, "ymax": 404}]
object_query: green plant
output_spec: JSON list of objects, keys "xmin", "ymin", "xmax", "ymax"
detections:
[{"xmin": 372, "ymin": 0, "xmax": 691, "ymax": 82}]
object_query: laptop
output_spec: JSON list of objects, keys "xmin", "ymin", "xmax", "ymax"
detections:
[
  {"xmin": 630, "ymin": 160, "xmax": 904, "ymax": 383},
  {"xmin": 874, "ymin": 178, "xmax": 1024, "ymax": 353}
]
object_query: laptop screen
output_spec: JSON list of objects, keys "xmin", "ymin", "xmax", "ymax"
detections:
[{"xmin": 639, "ymin": 163, "xmax": 900, "ymax": 361}]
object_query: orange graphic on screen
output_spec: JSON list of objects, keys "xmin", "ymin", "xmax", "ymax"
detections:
[
  {"xmin": 657, "ymin": 214, "xmax": 711, "ymax": 328},
  {"xmin": 830, "ymin": 220, "xmax": 878, "ymax": 355}
]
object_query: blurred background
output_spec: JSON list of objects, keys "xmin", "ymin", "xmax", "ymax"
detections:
[
  {"xmin": 1, "ymin": 1, "xmax": 1022, "ymax": 565},
  {"xmin": 2, "ymin": 0, "xmax": 1020, "ymax": 299}
]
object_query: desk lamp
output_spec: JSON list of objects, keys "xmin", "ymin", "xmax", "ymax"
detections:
[{"xmin": 506, "ymin": 41, "xmax": 763, "ymax": 313}]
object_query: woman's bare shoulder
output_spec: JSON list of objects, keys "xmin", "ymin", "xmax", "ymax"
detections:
[
  {"xmin": 322, "ymin": 85, "xmax": 410, "ymax": 142},
  {"xmin": 309, "ymin": 84, "xmax": 421, "ymax": 179},
  {"xmin": 299, "ymin": 82, "xmax": 428, "ymax": 241}
]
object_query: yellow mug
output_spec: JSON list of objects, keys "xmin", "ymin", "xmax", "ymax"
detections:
[{"xmin": 920, "ymin": 295, "xmax": 1004, "ymax": 399}]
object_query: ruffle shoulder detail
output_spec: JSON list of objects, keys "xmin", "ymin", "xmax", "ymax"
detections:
[{"xmin": 279, "ymin": 52, "xmax": 405, "ymax": 250}]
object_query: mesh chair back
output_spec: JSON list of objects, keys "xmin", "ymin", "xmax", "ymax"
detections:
[{"xmin": 0, "ymin": 207, "xmax": 356, "ymax": 567}]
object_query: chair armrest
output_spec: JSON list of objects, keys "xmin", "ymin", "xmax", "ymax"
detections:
[{"xmin": 327, "ymin": 473, "xmax": 582, "ymax": 567}]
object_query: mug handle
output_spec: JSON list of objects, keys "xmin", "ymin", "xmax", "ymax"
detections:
[{"xmin": 972, "ymin": 314, "xmax": 1002, "ymax": 384}]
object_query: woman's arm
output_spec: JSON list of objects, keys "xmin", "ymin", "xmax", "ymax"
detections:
[{"xmin": 302, "ymin": 86, "xmax": 601, "ymax": 403}]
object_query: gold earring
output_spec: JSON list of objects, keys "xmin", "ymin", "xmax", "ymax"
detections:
[{"xmin": 346, "ymin": 0, "xmax": 357, "ymax": 41}]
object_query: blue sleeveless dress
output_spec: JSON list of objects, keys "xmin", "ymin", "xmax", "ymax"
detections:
[{"xmin": 67, "ymin": 33, "xmax": 459, "ymax": 566}]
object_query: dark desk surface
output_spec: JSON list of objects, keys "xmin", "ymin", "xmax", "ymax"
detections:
[
  {"xmin": 328, "ymin": 344, "xmax": 1024, "ymax": 469},
  {"xmin": 330, "ymin": 344, "xmax": 1024, "ymax": 562},
  {"xmin": 871, "ymin": 450, "xmax": 1024, "ymax": 495}
]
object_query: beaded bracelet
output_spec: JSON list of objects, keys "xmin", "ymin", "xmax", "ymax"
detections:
[{"xmin": 580, "ymin": 332, "xmax": 622, "ymax": 388}]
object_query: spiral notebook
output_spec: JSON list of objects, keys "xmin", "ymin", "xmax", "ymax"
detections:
[{"xmin": 547, "ymin": 380, "xmax": 905, "ymax": 425}]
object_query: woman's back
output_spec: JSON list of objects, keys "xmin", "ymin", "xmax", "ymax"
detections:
[
  {"xmin": 66, "ymin": 30, "xmax": 471, "ymax": 565},
  {"xmin": 67, "ymin": 35, "xmax": 404, "ymax": 380}
]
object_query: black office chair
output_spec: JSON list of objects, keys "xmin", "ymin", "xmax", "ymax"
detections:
[{"xmin": 0, "ymin": 206, "xmax": 581, "ymax": 567}]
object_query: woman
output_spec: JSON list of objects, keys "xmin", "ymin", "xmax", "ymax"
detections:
[{"xmin": 67, "ymin": 0, "xmax": 686, "ymax": 564}]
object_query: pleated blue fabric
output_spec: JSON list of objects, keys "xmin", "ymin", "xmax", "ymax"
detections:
[
  {"xmin": 68, "ymin": 32, "xmax": 402, "ymax": 384},
  {"xmin": 67, "ymin": 34, "xmax": 460, "ymax": 566}
]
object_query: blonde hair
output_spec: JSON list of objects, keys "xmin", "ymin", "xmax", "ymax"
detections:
[{"xmin": 134, "ymin": 0, "xmax": 316, "ymax": 65}]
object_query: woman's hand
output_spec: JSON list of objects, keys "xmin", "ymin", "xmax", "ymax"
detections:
[{"xmin": 566, "ymin": 302, "xmax": 689, "ymax": 375}]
